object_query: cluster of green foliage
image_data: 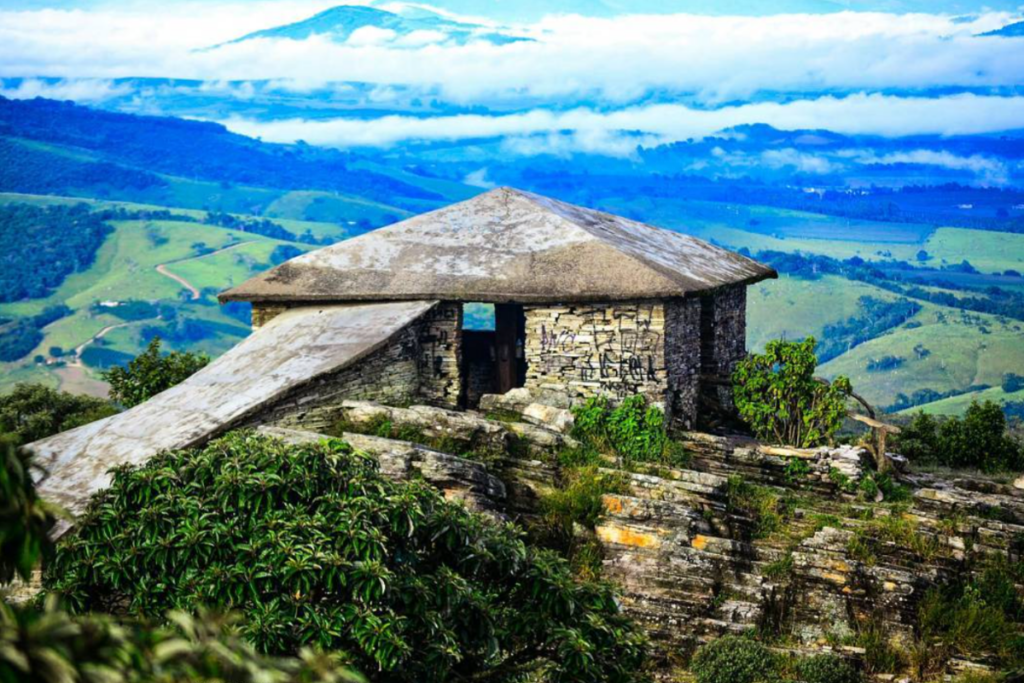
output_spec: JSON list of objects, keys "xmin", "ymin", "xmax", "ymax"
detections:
[
  {"xmin": 332, "ymin": 412, "xmax": 511, "ymax": 463},
  {"xmin": 846, "ymin": 511, "xmax": 943, "ymax": 566},
  {"xmin": 46, "ymin": 432, "xmax": 649, "ymax": 682},
  {"xmin": 732, "ymin": 338, "xmax": 852, "ymax": 448},
  {"xmin": 724, "ymin": 476, "xmax": 793, "ymax": 540},
  {"xmin": 917, "ymin": 557, "xmax": 1024, "ymax": 670},
  {"xmin": 0, "ymin": 305, "xmax": 73, "ymax": 363},
  {"xmin": 690, "ymin": 636, "xmax": 860, "ymax": 683},
  {"xmin": 103, "ymin": 336, "xmax": 210, "ymax": 408},
  {"xmin": 538, "ymin": 463, "xmax": 632, "ymax": 580},
  {"xmin": 856, "ymin": 472, "xmax": 911, "ymax": 503},
  {"xmin": 0, "ymin": 440, "xmax": 60, "ymax": 584},
  {"xmin": 0, "ymin": 203, "xmax": 113, "ymax": 302},
  {"xmin": 570, "ymin": 395, "xmax": 689, "ymax": 467},
  {"xmin": 895, "ymin": 401, "xmax": 1024, "ymax": 473},
  {"xmin": 1, "ymin": 600, "xmax": 363, "ymax": 683},
  {"xmin": 0, "ymin": 383, "xmax": 118, "ymax": 445}
]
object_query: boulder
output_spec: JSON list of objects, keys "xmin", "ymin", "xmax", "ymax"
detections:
[{"xmin": 258, "ymin": 426, "xmax": 507, "ymax": 516}]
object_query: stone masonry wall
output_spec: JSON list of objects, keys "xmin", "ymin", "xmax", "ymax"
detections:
[
  {"xmin": 699, "ymin": 285, "xmax": 747, "ymax": 412},
  {"xmin": 417, "ymin": 302, "xmax": 462, "ymax": 408},
  {"xmin": 251, "ymin": 303, "xmax": 289, "ymax": 328},
  {"xmin": 243, "ymin": 322, "xmax": 423, "ymax": 433},
  {"xmin": 664, "ymin": 298, "xmax": 702, "ymax": 430},
  {"xmin": 243, "ymin": 301, "xmax": 463, "ymax": 431},
  {"xmin": 523, "ymin": 301, "xmax": 670, "ymax": 407}
]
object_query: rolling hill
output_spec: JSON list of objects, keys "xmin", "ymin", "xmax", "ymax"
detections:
[{"xmin": 1, "ymin": 97, "xmax": 1022, "ymax": 416}]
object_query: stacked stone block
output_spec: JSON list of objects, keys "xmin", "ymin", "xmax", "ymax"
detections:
[
  {"xmin": 251, "ymin": 303, "xmax": 289, "ymax": 328},
  {"xmin": 245, "ymin": 323, "xmax": 423, "ymax": 433},
  {"xmin": 699, "ymin": 285, "xmax": 747, "ymax": 411},
  {"xmin": 522, "ymin": 301, "xmax": 669, "ymax": 407},
  {"xmin": 664, "ymin": 298, "xmax": 702, "ymax": 430},
  {"xmin": 417, "ymin": 302, "xmax": 462, "ymax": 408}
]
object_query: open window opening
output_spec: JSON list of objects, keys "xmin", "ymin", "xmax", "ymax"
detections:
[{"xmin": 460, "ymin": 303, "xmax": 526, "ymax": 409}]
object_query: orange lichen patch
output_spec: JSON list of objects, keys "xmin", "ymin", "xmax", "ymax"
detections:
[
  {"xmin": 603, "ymin": 496, "xmax": 624, "ymax": 515},
  {"xmin": 826, "ymin": 559, "xmax": 850, "ymax": 572},
  {"xmin": 596, "ymin": 525, "xmax": 662, "ymax": 549},
  {"xmin": 882, "ymin": 581, "xmax": 898, "ymax": 591},
  {"xmin": 691, "ymin": 535, "xmax": 710, "ymax": 551},
  {"xmin": 822, "ymin": 572, "xmax": 847, "ymax": 585}
]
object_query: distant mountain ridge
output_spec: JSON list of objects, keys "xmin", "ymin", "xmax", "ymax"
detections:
[
  {"xmin": 215, "ymin": 5, "xmax": 529, "ymax": 48},
  {"xmin": 980, "ymin": 20, "xmax": 1024, "ymax": 36}
]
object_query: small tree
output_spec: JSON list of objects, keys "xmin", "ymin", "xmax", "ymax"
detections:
[
  {"xmin": 0, "ymin": 383, "xmax": 117, "ymax": 445},
  {"xmin": 732, "ymin": 338, "xmax": 852, "ymax": 447},
  {"xmin": 104, "ymin": 336, "xmax": 209, "ymax": 408}
]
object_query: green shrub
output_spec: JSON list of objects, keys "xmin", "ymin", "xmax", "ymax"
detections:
[
  {"xmin": 918, "ymin": 558, "xmax": 1024, "ymax": 668},
  {"xmin": 542, "ymin": 465, "xmax": 631, "ymax": 532},
  {"xmin": 795, "ymin": 655, "xmax": 862, "ymax": 683},
  {"xmin": 571, "ymin": 395, "xmax": 689, "ymax": 467},
  {"xmin": 47, "ymin": 432, "xmax": 648, "ymax": 682},
  {"xmin": 0, "ymin": 440, "xmax": 61, "ymax": 584},
  {"xmin": 732, "ymin": 338, "xmax": 852, "ymax": 447},
  {"xmin": 103, "ymin": 336, "xmax": 209, "ymax": 408},
  {"xmin": 725, "ymin": 477, "xmax": 792, "ymax": 539},
  {"xmin": 0, "ymin": 599, "xmax": 362, "ymax": 683},
  {"xmin": 0, "ymin": 383, "xmax": 117, "ymax": 445},
  {"xmin": 894, "ymin": 402, "xmax": 1024, "ymax": 473},
  {"xmin": 852, "ymin": 621, "xmax": 907, "ymax": 674},
  {"xmin": 690, "ymin": 636, "xmax": 775, "ymax": 683}
]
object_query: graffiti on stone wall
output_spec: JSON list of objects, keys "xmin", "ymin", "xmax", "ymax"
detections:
[{"xmin": 538, "ymin": 303, "xmax": 661, "ymax": 397}]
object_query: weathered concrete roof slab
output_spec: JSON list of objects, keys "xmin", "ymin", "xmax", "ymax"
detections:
[
  {"xmin": 220, "ymin": 187, "xmax": 776, "ymax": 304},
  {"xmin": 28, "ymin": 301, "xmax": 437, "ymax": 518}
]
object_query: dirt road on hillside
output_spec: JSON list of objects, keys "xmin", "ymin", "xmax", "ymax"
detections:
[{"xmin": 154, "ymin": 240, "xmax": 255, "ymax": 301}]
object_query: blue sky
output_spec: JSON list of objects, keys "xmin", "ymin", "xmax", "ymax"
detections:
[{"xmin": 1, "ymin": 0, "xmax": 1023, "ymax": 151}]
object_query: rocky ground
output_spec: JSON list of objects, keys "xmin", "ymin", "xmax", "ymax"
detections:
[{"xmin": 279, "ymin": 395, "xmax": 1024, "ymax": 681}]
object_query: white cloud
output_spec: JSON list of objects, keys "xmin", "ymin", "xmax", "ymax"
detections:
[
  {"xmin": 462, "ymin": 167, "xmax": 495, "ymax": 188},
  {"xmin": 1, "ymin": 7, "xmax": 1022, "ymax": 105},
  {"xmin": 847, "ymin": 148, "xmax": 1011, "ymax": 183},
  {"xmin": 218, "ymin": 93, "xmax": 1024, "ymax": 150},
  {"xmin": 0, "ymin": 76, "xmax": 131, "ymax": 101}
]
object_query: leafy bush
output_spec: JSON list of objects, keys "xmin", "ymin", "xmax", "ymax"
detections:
[
  {"xmin": 47, "ymin": 432, "xmax": 648, "ymax": 682},
  {"xmin": 103, "ymin": 336, "xmax": 209, "ymax": 408},
  {"xmin": 1, "ymin": 437, "xmax": 359, "ymax": 683},
  {"xmin": 917, "ymin": 557, "xmax": 1024, "ymax": 669},
  {"xmin": 690, "ymin": 636, "xmax": 774, "ymax": 683},
  {"xmin": 1, "ymin": 599, "xmax": 362, "ymax": 683},
  {"xmin": 571, "ymin": 395, "xmax": 689, "ymax": 467},
  {"xmin": 795, "ymin": 655, "xmax": 862, "ymax": 683},
  {"xmin": 894, "ymin": 402, "xmax": 1024, "ymax": 473},
  {"xmin": 0, "ymin": 383, "xmax": 118, "ymax": 445},
  {"xmin": 732, "ymin": 338, "xmax": 852, "ymax": 447},
  {"xmin": 724, "ymin": 477, "xmax": 792, "ymax": 539},
  {"xmin": 0, "ymin": 440, "xmax": 61, "ymax": 584},
  {"xmin": 542, "ymin": 465, "xmax": 631, "ymax": 531},
  {"xmin": 1003, "ymin": 373, "xmax": 1024, "ymax": 394}
]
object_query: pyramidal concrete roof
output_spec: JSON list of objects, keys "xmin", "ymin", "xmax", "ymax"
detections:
[{"xmin": 220, "ymin": 187, "xmax": 776, "ymax": 304}]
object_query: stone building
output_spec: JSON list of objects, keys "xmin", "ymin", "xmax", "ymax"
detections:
[
  {"xmin": 220, "ymin": 187, "xmax": 775, "ymax": 430},
  {"xmin": 29, "ymin": 187, "xmax": 773, "ymax": 517}
]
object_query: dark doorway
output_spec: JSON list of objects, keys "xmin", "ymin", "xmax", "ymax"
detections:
[
  {"xmin": 459, "ymin": 303, "xmax": 526, "ymax": 409},
  {"xmin": 494, "ymin": 304, "xmax": 527, "ymax": 394}
]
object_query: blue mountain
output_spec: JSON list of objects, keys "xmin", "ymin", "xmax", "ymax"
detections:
[
  {"xmin": 216, "ymin": 5, "xmax": 528, "ymax": 48},
  {"xmin": 980, "ymin": 20, "xmax": 1024, "ymax": 36},
  {"xmin": 416, "ymin": 0, "xmax": 1024, "ymax": 20}
]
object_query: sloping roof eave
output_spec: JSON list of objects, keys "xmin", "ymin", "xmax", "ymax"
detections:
[{"xmin": 217, "ymin": 268, "xmax": 777, "ymax": 305}]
